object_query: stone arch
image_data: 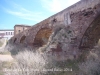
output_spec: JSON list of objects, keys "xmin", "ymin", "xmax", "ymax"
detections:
[
  {"xmin": 13, "ymin": 38, "xmax": 17, "ymax": 43},
  {"xmin": 79, "ymin": 14, "xmax": 100, "ymax": 49},
  {"xmin": 33, "ymin": 28, "xmax": 52, "ymax": 47},
  {"xmin": 20, "ymin": 35, "xmax": 26, "ymax": 43}
]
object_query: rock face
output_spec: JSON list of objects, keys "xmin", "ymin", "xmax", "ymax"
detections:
[
  {"xmin": 7, "ymin": 0, "xmax": 100, "ymax": 60},
  {"xmin": 37, "ymin": 25, "xmax": 77, "ymax": 60}
]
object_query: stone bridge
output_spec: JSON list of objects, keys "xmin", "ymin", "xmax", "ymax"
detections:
[{"xmin": 8, "ymin": 0, "xmax": 100, "ymax": 60}]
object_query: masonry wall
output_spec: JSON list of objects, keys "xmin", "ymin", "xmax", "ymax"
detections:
[{"xmin": 14, "ymin": 25, "xmax": 31, "ymax": 35}]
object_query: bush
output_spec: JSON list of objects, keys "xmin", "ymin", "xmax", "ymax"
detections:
[
  {"xmin": 79, "ymin": 46, "xmax": 100, "ymax": 75},
  {"xmin": 0, "ymin": 61, "xmax": 4, "ymax": 75},
  {"xmin": 3, "ymin": 50, "xmax": 48, "ymax": 75}
]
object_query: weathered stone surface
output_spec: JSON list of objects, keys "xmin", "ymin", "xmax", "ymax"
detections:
[{"xmin": 33, "ymin": 28, "xmax": 52, "ymax": 47}]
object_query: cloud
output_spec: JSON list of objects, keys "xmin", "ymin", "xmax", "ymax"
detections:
[
  {"xmin": 2, "ymin": 0, "xmax": 80, "ymax": 22},
  {"xmin": 5, "ymin": 9, "xmax": 43, "ymax": 22},
  {"xmin": 3, "ymin": 2, "xmax": 45, "ymax": 22},
  {"xmin": 40, "ymin": 0, "xmax": 80, "ymax": 13}
]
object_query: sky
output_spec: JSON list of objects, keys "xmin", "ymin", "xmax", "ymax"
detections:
[{"xmin": 0, "ymin": 0, "xmax": 80, "ymax": 29}]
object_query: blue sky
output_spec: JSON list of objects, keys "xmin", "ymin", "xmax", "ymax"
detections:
[{"xmin": 0, "ymin": 0, "xmax": 80, "ymax": 29}]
